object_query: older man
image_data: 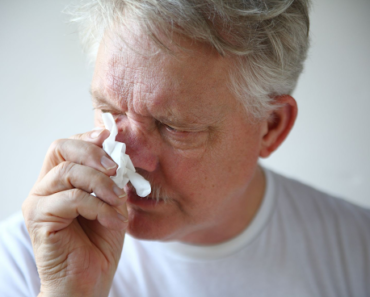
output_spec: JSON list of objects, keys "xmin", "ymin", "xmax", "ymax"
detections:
[{"xmin": 1, "ymin": 0, "xmax": 369, "ymax": 296}]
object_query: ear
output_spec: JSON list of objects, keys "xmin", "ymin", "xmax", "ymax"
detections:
[{"xmin": 259, "ymin": 95, "xmax": 298, "ymax": 158}]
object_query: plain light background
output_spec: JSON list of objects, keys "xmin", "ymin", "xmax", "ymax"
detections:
[{"xmin": 0, "ymin": 0, "xmax": 369, "ymax": 221}]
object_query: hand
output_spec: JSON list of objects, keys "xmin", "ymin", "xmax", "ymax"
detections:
[{"xmin": 22, "ymin": 129, "xmax": 128, "ymax": 297}]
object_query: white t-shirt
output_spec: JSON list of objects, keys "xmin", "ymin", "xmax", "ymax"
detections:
[{"xmin": 1, "ymin": 168, "xmax": 369, "ymax": 297}]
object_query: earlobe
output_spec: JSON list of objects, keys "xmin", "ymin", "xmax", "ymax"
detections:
[{"xmin": 259, "ymin": 95, "xmax": 298, "ymax": 158}]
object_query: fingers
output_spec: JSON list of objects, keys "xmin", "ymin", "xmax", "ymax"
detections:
[
  {"xmin": 28, "ymin": 189, "xmax": 128, "ymax": 232},
  {"xmin": 71, "ymin": 127, "xmax": 110, "ymax": 146},
  {"xmin": 35, "ymin": 161, "xmax": 126, "ymax": 206},
  {"xmin": 39, "ymin": 133, "xmax": 117, "ymax": 181},
  {"xmin": 25, "ymin": 127, "xmax": 128, "ymax": 233}
]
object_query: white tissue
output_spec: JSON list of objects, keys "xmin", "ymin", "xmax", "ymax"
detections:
[{"xmin": 101, "ymin": 113, "xmax": 151, "ymax": 197}]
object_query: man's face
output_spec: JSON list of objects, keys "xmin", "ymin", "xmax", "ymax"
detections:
[{"xmin": 91, "ymin": 26, "xmax": 266, "ymax": 244}]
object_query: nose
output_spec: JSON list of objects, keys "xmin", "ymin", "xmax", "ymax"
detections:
[{"xmin": 115, "ymin": 119, "xmax": 159, "ymax": 173}]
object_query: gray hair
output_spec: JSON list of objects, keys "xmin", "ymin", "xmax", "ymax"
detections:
[{"xmin": 69, "ymin": 0, "xmax": 310, "ymax": 119}]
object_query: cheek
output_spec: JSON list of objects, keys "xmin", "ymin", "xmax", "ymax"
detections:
[
  {"xmin": 161, "ymin": 123, "xmax": 261, "ymax": 204},
  {"xmin": 160, "ymin": 149, "xmax": 207, "ymax": 193},
  {"xmin": 157, "ymin": 149, "xmax": 214, "ymax": 217}
]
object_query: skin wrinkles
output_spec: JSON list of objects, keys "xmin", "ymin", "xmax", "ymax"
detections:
[
  {"xmin": 91, "ymin": 23, "xmax": 267, "ymax": 244},
  {"xmin": 93, "ymin": 32, "xmax": 231, "ymax": 132},
  {"xmin": 92, "ymin": 64, "xmax": 228, "ymax": 155},
  {"xmin": 91, "ymin": 74, "xmax": 224, "ymax": 154},
  {"xmin": 92, "ymin": 90, "xmax": 223, "ymax": 133}
]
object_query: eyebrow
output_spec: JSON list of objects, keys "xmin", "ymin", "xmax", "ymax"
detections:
[
  {"xmin": 90, "ymin": 88, "xmax": 123, "ymax": 112},
  {"xmin": 90, "ymin": 88, "xmax": 106, "ymax": 104},
  {"xmin": 89, "ymin": 88, "xmax": 224, "ymax": 128}
]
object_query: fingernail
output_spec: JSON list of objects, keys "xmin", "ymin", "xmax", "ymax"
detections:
[
  {"xmin": 113, "ymin": 185, "xmax": 127, "ymax": 199},
  {"xmin": 90, "ymin": 127, "xmax": 105, "ymax": 139},
  {"xmin": 117, "ymin": 212, "xmax": 128, "ymax": 222},
  {"xmin": 101, "ymin": 155, "xmax": 117, "ymax": 170}
]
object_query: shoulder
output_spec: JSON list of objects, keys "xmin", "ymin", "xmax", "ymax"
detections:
[
  {"xmin": 269, "ymin": 168, "xmax": 370, "ymax": 226},
  {"xmin": 267, "ymin": 167, "xmax": 370, "ymax": 253},
  {"xmin": 262, "ymin": 168, "xmax": 370, "ymax": 295}
]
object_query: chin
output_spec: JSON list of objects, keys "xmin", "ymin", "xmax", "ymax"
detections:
[{"xmin": 126, "ymin": 209, "xmax": 185, "ymax": 241}]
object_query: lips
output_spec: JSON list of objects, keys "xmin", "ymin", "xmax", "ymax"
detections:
[{"xmin": 125, "ymin": 186, "xmax": 164, "ymax": 208}]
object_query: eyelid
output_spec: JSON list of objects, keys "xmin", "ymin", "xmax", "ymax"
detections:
[
  {"xmin": 165, "ymin": 125, "xmax": 188, "ymax": 133},
  {"xmin": 99, "ymin": 109, "xmax": 126, "ymax": 119},
  {"xmin": 162, "ymin": 120, "xmax": 208, "ymax": 132},
  {"xmin": 100, "ymin": 109, "xmax": 119, "ymax": 114},
  {"xmin": 164, "ymin": 125, "xmax": 206, "ymax": 136},
  {"xmin": 92, "ymin": 102, "xmax": 123, "ymax": 113},
  {"xmin": 161, "ymin": 124, "xmax": 209, "ymax": 151}
]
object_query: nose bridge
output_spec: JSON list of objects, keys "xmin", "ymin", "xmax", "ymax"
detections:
[{"xmin": 115, "ymin": 118, "xmax": 159, "ymax": 173}]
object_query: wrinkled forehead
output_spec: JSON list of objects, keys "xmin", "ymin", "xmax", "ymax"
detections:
[
  {"xmin": 93, "ymin": 22, "xmax": 239, "ymax": 117},
  {"xmin": 98, "ymin": 23, "xmax": 227, "ymax": 82}
]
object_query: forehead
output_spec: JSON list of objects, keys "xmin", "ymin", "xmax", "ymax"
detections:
[{"xmin": 92, "ymin": 25, "xmax": 240, "ymax": 122}]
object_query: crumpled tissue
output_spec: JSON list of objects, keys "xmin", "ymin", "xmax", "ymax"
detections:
[{"xmin": 101, "ymin": 112, "xmax": 151, "ymax": 197}]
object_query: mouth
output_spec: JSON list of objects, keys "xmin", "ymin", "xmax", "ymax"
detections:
[{"xmin": 125, "ymin": 185, "xmax": 165, "ymax": 209}]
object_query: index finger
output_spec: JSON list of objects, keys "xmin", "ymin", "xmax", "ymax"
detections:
[
  {"xmin": 71, "ymin": 127, "xmax": 110, "ymax": 146},
  {"xmin": 38, "ymin": 128, "xmax": 114, "ymax": 181}
]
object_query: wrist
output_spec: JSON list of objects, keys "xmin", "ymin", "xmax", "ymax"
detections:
[{"xmin": 39, "ymin": 279, "xmax": 112, "ymax": 297}]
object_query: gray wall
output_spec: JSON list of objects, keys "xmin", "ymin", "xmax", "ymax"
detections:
[{"xmin": 1, "ymin": 0, "xmax": 369, "ymax": 220}]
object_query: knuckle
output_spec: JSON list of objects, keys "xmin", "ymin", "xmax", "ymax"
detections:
[
  {"xmin": 66, "ymin": 188, "xmax": 85, "ymax": 205},
  {"xmin": 95, "ymin": 171, "xmax": 109, "ymax": 186},
  {"xmin": 45, "ymin": 139, "xmax": 67, "ymax": 166},
  {"xmin": 48, "ymin": 139, "xmax": 65, "ymax": 155},
  {"xmin": 97, "ymin": 198, "xmax": 111, "ymax": 214},
  {"xmin": 48, "ymin": 138, "xmax": 96, "ymax": 166},
  {"xmin": 72, "ymin": 141, "xmax": 98, "ymax": 166},
  {"xmin": 55, "ymin": 161, "xmax": 75, "ymax": 181},
  {"xmin": 84, "ymin": 146, "xmax": 107, "ymax": 170}
]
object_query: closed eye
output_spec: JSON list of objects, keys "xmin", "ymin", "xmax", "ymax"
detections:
[{"xmin": 165, "ymin": 125, "xmax": 189, "ymax": 134}]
